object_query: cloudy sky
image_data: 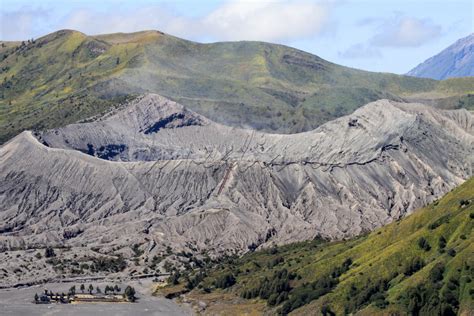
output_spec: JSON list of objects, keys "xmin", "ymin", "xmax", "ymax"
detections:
[{"xmin": 1, "ymin": 0, "xmax": 472, "ymax": 73}]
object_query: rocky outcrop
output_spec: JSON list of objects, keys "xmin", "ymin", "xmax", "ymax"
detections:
[{"xmin": 0, "ymin": 94, "xmax": 472, "ymax": 257}]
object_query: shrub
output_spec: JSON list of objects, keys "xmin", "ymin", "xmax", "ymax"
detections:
[
  {"xmin": 401, "ymin": 273, "xmax": 462, "ymax": 316},
  {"xmin": 268, "ymin": 292, "xmax": 289, "ymax": 306},
  {"xmin": 186, "ymin": 271, "xmax": 206, "ymax": 290},
  {"xmin": 447, "ymin": 249, "xmax": 456, "ymax": 257},
  {"xmin": 168, "ymin": 271, "xmax": 180, "ymax": 285},
  {"xmin": 438, "ymin": 236, "xmax": 447, "ymax": 249},
  {"xmin": 242, "ymin": 269, "xmax": 290, "ymax": 303},
  {"xmin": 90, "ymin": 256, "xmax": 126, "ymax": 272},
  {"xmin": 214, "ymin": 273, "xmax": 236, "ymax": 289},
  {"xmin": 417, "ymin": 237, "xmax": 431, "ymax": 251},
  {"xmin": 131, "ymin": 244, "xmax": 143, "ymax": 257},
  {"xmin": 404, "ymin": 257, "xmax": 425, "ymax": 276},
  {"xmin": 280, "ymin": 276, "xmax": 337, "ymax": 315},
  {"xmin": 269, "ymin": 246, "xmax": 279, "ymax": 255},
  {"xmin": 428, "ymin": 215, "xmax": 450, "ymax": 230},
  {"xmin": 331, "ymin": 258, "xmax": 352, "ymax": 278},
  {"xmin": 45, "ymin": 247, "xmax": 56, "ymax": 258},
  {"xmin": 321, "ymin": 304, "xmax": 335, "ymax": 316},
  {"xmin": 242, "ymin": 260, "xmax": 352, "ymax": 314},
  {"xmin": 267, "ymin": 256, "xmax": 284, "ymax": 268},
  {"xmin": 344, "ymin": 279, "xmax": 389, "ymax": 313},
  {"xmin": 429, "ymin": 263, "xmax": 445, "ymax": 283}
]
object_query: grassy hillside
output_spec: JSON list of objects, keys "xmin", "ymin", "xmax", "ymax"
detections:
[
  {"xmin": 1, "ymin": 30, "xmax": 473, "ymax": 143},
  {"xmin": 157, "ymin": 178, "xmax": 474, "ymax": 315}
]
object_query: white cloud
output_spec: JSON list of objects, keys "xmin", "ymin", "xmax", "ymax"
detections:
[
  {"xmin": 200, "ymin": 1, "xmax": 330, "ymax": 42},
  {"xmin": 0, "ymin": 1, "xmax": 334, "ymax": 43},
  {"xmin": 58, "ymin": 0, "xmax": 332, "ymax": 43},
  {"xmin": 338, "ymin": 43, "xmax": 381, "ymax": 59},
  {"xmin": 371, "ymin": 16, "xmax": 442, "ymax": 47}
]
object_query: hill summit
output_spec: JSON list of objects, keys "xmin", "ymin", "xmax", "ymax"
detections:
[{"xmin": 1, "ymin": 30, "xmax": 473, "ymax": 144}]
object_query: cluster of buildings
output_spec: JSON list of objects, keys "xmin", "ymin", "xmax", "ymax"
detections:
[{"xmin": 34, "ymin": 288, "xmax": 129, "ymax": 304}]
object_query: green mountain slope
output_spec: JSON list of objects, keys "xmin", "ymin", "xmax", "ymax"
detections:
[
  {"xmin": 1, "ymin": 29, "xmax": 474, "ymax": 143},
  {"xmin": 159, "ymin": 178, "xmax": 474, "ymax": 315}
]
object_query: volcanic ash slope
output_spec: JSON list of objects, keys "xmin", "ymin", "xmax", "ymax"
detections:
[{"xmin": 0, "ymin": 94, "xmax": 472, "ymax": 255}]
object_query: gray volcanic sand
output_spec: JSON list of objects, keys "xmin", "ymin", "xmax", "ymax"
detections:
[{"xmin": 0, "ymin": 280, "xmax": 192, "ymax": 316}]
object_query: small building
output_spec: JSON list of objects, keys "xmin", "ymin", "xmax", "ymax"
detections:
[{"xmin": 72, "ymin": 293, "xmax": 126, "ymax": 303}]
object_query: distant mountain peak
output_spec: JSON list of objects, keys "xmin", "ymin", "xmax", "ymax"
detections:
[{"xmin": 407, "ymin": 33, "xmax": 474, "ymax": 80}]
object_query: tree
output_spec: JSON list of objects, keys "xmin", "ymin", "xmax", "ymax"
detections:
[
  {"xmin": 169, "ymin": 271, "xmax": 181, "ymax": 285},
  {"xmin": 34, "ymin": 293, "xmax": 39, "ymax": 302},
  {"xmin": 114, "ymin": 285, "xmax": 121, "ymax": 293},
  {"xmin": 124, "ymin": 286, "xmax": 136, "ymax": 302},
  {"xmin": 96, "ymin": 286, "xmax": 101, "ymax": 294},
  {"xmin": 116, "ymin": 57, "xmax": 120, "ymax": 65},
  {"xmin": 88, "ymin": 284, "xmax": 94, "ymax": 294},
  {"xmin": 80, "ymin": 284, "xmax": 85, "ymax": 293},
  {"xmin": 104, "ymin": 285, "xmax": 110, "ymax": 294},
  {"xmin": 68, "ymin": 285, "xmax": 76, "ymax": 296}
]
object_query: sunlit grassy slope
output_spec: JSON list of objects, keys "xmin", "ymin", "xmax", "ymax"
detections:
[
  {"xmin": 166, "ymin": 178, "xmax": 473, "ymax": 315},
  {"xmin": 1, "ymin": 29, "xmax": 473, "ymax": 143}
]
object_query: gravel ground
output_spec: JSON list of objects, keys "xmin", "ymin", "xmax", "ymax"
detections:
[{"xmin": 0, "ymin": 280, "xmax": 193, "ymax": 316}]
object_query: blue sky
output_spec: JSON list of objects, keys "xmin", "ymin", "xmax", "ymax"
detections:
[{"xmin": 1, "ymin": 0, "xmax": 472, "ymax": 73}]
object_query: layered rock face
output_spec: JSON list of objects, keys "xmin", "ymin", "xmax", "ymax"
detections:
[{"xmin": 0, "ymin": 94, "xmax": 472, "ymax": 256}]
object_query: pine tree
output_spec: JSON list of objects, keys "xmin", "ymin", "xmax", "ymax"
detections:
[
  {"xmin": 68, "ymin": 285, "xmax": 76, "ymax": 296},
  {"xmin": 124, "ymin": 286, "xmax": 136, "ymax": 302}
]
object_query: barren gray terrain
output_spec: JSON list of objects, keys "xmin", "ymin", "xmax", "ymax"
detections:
[{"xmin": 0, "ymin": 94, "xmax": 472, "ymax": 286}]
